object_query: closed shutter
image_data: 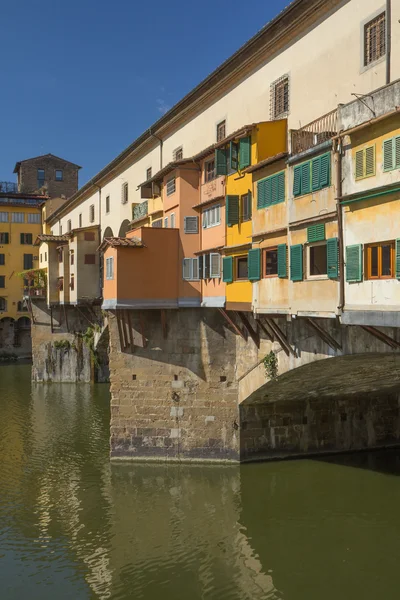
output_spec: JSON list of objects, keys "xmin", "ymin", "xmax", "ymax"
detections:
[
  {"xmin": 271, "ymin": 175, "xmax": 278, "ymax": 204},
  {"xmin": 170, "ymin": 213, "xmax": 176, "ymax": 228},
  {"xmin": 327, "ymin": 237, "xmax": 339, "ymax": 279},
  {"xmin": 311, "ymin": 157, "xmax": 321, "ymax": 191},
  {"xmin": 301, "ymin": 162, "xmax": 311, "ymax": 195},
  {"xmin": 248, "ymin": 248, "xmax": 261, "ymax": 281},
  {"xmin": 0, "ymin": 255, "xmax": 4, "ymax": 266},
  {"xmin": 346, "ymin": 244, "xmax": 362, "ymax": 282},
  {"xmin": 27, "ymin": 233, "xmax": 33, "ymax": 245},
  {"xmin": 192, "ymin": 258, "xmax": 199, "ymax": 280},
  {"xmin": 320, "ymin": 153, "xmax": 330, "ymax": 187},
  {"xmin": 215, "ymin": 148, "xmax": 227, "ymax": 176},
  {"xmin": 293, "ymin": 165, "xmax": 302, "ymax": 197},
  {"xmin": 307, "ymin": 223, "xmax": 325, "ymax": 243},
  {"xmin": 257, "ymin": 180, "xmax": 266, "ymax": 209},
  {"xmin": 226, "ymin": 195, "xmax": 239, "ymax": 227},
  {"xmin": 24, "ymin": 254, "xmax": 33, "ymax": 270},
  {"xmin": 277, "ymin": 172, "xmax": 285, "ymax": 203},
  {"xmin": 277, "ymin": 244, "xmax": 287, "ymax": 278},
  {"xmin": 184, "ymin": 216, "xmax": 198, "ymax": 233},
  {"xmin": 222, "ymin": 256, "xmax": 233, "ymax": 283},
  {"xmin": 383, "ymin": 138, "xmax": 394, "ymax": 171},
  {"xmin": 365, "ymin": 146, "xmax": 375, "ymax": 177},
  {"xmin": 395, "ymin": 239, "xmax": 400, "ymax": 279},
  {"xmin": 230, "ymin": 141, "xmax": 238, "ymax": 171},
  {"xmin": 239, "ymin": 136, "xmax": 251, "ymax": 169},
  {"xmin": 290, "ymin": 245, "xmax": 303, "ymax": 281},
  {"xmin": 355, "ymin": 150, "xmax": 364, "ymax": 179},
  {"xmin": 182, "ymin": 258, "xmax": 192, "ymax": 280},
  {"xmin": 210, "ymin": 253, "xmax": 221, "ymax": 278},
  {"xmin": 396, "ymin": 136, "xmax": 400, "ymax": 169},
  {"xmin": 20, "ymin": 233, "xmax": 25, "ymax": 245}
]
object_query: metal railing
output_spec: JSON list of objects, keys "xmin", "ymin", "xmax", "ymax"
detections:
[
  {"xmin": 0, "ymin": 182, "xmax": 18, "ymax": 193},
  {"xmin": 291, "ymin": 109, "xmax": 337, "ymax": 155}
]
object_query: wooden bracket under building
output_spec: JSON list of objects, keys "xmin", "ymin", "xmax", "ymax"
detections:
[
  {"xmin": 125, "ymin": 310, "xmax": 135, "ymax": 353},
  {"xmin": 218, "ymin": 308, "xmax": 247, "ymax": 341},
  {"xmin": 305, "ymin": 317, "xmax": 342, "ymax": 351},
  {"xmin": 160, "ymin": 310, "xmax": 168, "ymax": 339},
  {"xmin": 116, "ymin": 310, "xmax": 127, "ymax": 352},
  {"xmin": 255, "ymin": 316, "xmax": 274, "ymax": 342},
  {"xmin": 235, "ymin": 312, "xmax": 260, "ymax": 347},
  {"xmin": 263, "ymin": 317, "xmax": 298, "ymax": 358},
  {"xmin": 360, "ymin": 325, "xmax": 400, "ymax": 350}
]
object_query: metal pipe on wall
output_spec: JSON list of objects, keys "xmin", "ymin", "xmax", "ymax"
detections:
[{"xmin": 334, "ymin": 139, "xmax": 345, "ymax": 312}]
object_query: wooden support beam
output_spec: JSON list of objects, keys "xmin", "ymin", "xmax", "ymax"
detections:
[
  {"xmin": 116, "ymin": 311, "xmax": 126, "ymax": 351},
  {"xmin": 218, "ymin": 308, "xmax": 246, "ymax": 340},
  {"xmin": 264, "ymin": 317, "xmax": 297, "ymax": 357},
  {"xmin": 305, "ymin": 318, "xmax": 342, "ymax": 351},
  {"xmin": 360, "ymin": 325, "xmax": 400, "ymax": 350},
  {"xmin": 236, "ymin": 312, "xmax": 260, "ymax": 348},
  {"xmin": 255, "ymin": 317, "xmax": 274, "ymax": 341},
  {"xmin": 139, "ymin": 312, "xmax": 147, "ymax": 348},
  {"xmin": 125, "ymin": 310, "xmax": 135, "ymax": 353},
  {"xmin": 63, "ymin": 304, "xmax": 69, "ymax": 333},
  {"xmin": 50, "ymin": 305, "xmax": 54, "ymax": 334},
  {"xmin": 76, "ymin": 305, "xmax": 96, "ymax": 329},
  {"xmin": 59, "ymin": 305, "xmax": 63, "ymax": 326},
  {"xmin": 160, "ymin": 309, "xmax": 167, "ymax": 339}
]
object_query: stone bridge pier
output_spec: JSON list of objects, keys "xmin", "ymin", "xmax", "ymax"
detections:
[{"xmin": 108, "ymin": 308, "xmax": 400, "ymax": 462}]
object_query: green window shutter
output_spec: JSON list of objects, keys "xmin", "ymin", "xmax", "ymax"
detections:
[
  {"xmin": 327, "ymin": 237, "xmax": 339, "ymax": 279},
  {"xmin": 222, "ymin": 256, "xmax": 233, "ymax": 283},
  {"xmin": 301, "ymin": 162, "xmax": 311, "ymax": 194},
  {"xmin": 277, "ymin": 244, "xmax": 287, "ymax": 278},
  {"xmin": 290, "ymin": 244, "xmax": 303, "ymax": 281},
  {"xmin": 257, "ymin": 180, "xmax": 266, "ymax": 209},
  {"xmin": 320, "ymin": 153, "xmax": 330, "ymax": 188},
  {"xmin": 383, "ymin": 138, "xmax": 394, "ymax": 171},
  {"xmin": 230, "ymin": 141, "xmax": 238, "ymax": 171},
  {"xmin": 311, "ymin": 156, "xmax": 321, "ymax": 191},
  {"xmin": 226, "ymin": 195, "xmax": 239, "ymax": 227},
  {"xmin": 395, "ymin": 239, "xmax": 400, "ymax": 279},
  {"xmin": 277, "ymin": 172, "xmax": 285, "ymax": 203},
  {"xmin": 271, "ymin": 174, "xmax": 278, "ymax": 204},
  {"xmin": 365, "ymin": 145, "xmax": 375, "ymax": 177},
  {"xmin": 395, "ymin": 136, "xmax": 400, "ymax": 169},
  {"xmin": 248, "ymin": 248, "xmax": 261, "ymax": 281},
  {"xmin": 215, "ymin": 148, "xmax": 227, "ymax": 176},
  {"xmin": 346, "ymin": 244, "xmax": 362, "ymax": 282},
  {"xmin": 307, "ymin": 223, "xmax": 325, "ymax": 243},
  {"xmin": 293, "ymin": 165, "xmax": 301, "ymax": 196},
  {"xmin": 20, "ymin": 233, "xmax": 24, "ymax": 245},
  {"xmin": 239, "ymin": 136, "xmax": 251, "ymax": 170},
  {"xmin": 265, "ymin": 178, "xmax": 272, "ymax": 206}
]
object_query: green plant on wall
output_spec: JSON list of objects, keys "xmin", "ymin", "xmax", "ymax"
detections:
[
  {"xmin": 263, "ymin": 351, "xmax": 278, "ymax": 381},
  {"xmin": 54, "ymin": 340, "xmax": 71, "ymax": 351},
  {"xmin": 17, "ymin": 268, "xmax": 47, "ymax": 290},
  {"xmin": 77, "ymin": 327, "xmax": 99, "ymax": 366}
]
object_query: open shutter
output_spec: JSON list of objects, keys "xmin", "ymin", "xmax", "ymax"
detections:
[
  {"xmin": 293, "ymin": 165, "xmax": 302, "ymax": 197},
  {"xmin": 215, "ymin": 148, "xmax": 227, "ymax": 176},
  {"xmin": 226, "ymin": 195, "xmax": 239, "ymax": 227},
  {"xmin": 346, "ymin": 245, "xmax": 362, "ymax": 282},
  {"xmin": 301, "ymin": 162, "xmax": 310, "ymax": 194},
  {"xmin": 239, "ymin": 136, "xmax": 251, "ymax": 170},
  {"xmin": 311, "ymin": 156, "xmax": 321, "ymax": 191},
  {"xmin": 395, "ymin": 136, "xmax": 400, "ymax": 169},
  {"xmin": 20, "ymin": 233, "xmax": 25, "ymax": 245},
  {"xmin": 222, "ymin": 256, "xmax": 233, "ymax": 283},
  {"xmin": 327, "ymin": 237, "xmax": 339, "ymax": 279},
  {"xmin": 290, "ymin": 245, "xmax": 303, "ymax": 281},
  {"xmin": 395, "ymin": 239, "xmax": 400, "ymax": 279},
  {"xmin": 210, "ymin": 253, "xmax": 221, "ymax": 278},
  {"xmin": 307, "ymin": 223, "xmax": 325, "ymax": 243},
  {"xmin": 257, "ymin": 180, "xmax": 266, "ymax": 209},
  {"xmin": 230, "ymin": 142, "xmax": 238, "ymax": 171},
  {"xmin": 248, "ymin": 248, "xmax": 261, "ymax": 281},
  {"xmin": 320, "ymin": 153, "xmax": 330, "ymax": 187},
  {"xmin": 184, "ymin": 216, "xmax": 198, "ymax": 233},
  {"xmin": 203, "ymin": 254, "xmax": 210, "ymax": 279},
  {"xmin": 365, "ymin": 145, "xmax": 375, "ymax": 177},
  {"xmin": 383, "ymin": 138, "xmax": 394, "ymax": 171},
  {"xmin": 198, "ymin": 255, "xmax": 204, "ymax": 279},
  {"xmin": 182, "ymin": 258, "xmax": 192, "ymax": 280},
  {"xmin": 277, "ymin": 244, "xmax": 287, "ymax": 278},
  {"xmin": 277, "ymin": 172, "xmax": 285, "ymax": 204}
]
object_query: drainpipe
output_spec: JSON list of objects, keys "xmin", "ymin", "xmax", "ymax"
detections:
[
  {"xmin": 335, "ymin": 138, "xmax": 345, "ymax": 312},
  {"xmin": 149, "ymin": 128, "xmax": 163, "ymax": 169},
  {"xmin": 386, "ymin": 0, "xmax": 391, "ymax": 85}
]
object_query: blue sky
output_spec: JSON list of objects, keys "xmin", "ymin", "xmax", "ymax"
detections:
[{"xmin": 0, "ymin": 0, "xmax": 290, "ymax": 185}]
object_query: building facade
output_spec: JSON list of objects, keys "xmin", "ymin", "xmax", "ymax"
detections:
[{"xmin": 14, "ymin": 153, "xmax": 81, "ymax": 198}]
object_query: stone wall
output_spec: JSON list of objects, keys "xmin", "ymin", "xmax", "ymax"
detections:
[
  {"xmin": 0, "ymin": 317, "xmax": 32, "ymax": 358},
  {"xmin": 109, "ymin": 308, "xmax": 242, "ymax": 462},
  {"xmin": 19, "ymin": 155, "xmax": 79, "ymax": 198}
]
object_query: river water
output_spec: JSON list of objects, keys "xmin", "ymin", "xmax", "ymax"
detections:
[{"xmin": 1, "ymin": 364, "xmax": 400, "ymax": 599}]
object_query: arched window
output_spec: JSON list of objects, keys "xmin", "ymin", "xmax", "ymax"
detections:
[
  {"xmin": 103, "ymin": 226, "xmax": 114, "ymax": 239},
  {"xmin": 0, "ymin": 298, "xmax": 6, "ymax": 312},
  {"xmin": 118, "ymin": 220, "xmax": 131, "ymax": 237},
  {"xmin": 18, "ymin": 317, "xmax": 31, "ymax": 329}
]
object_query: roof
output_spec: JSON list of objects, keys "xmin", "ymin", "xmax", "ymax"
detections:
[
  {"xmin": 243, "ymin": 152, "xmax": 288, "ymax": 174},
  {"xmin": 14, "ymin": 153, "xmax": 82, "ymax": 173},
  {"xmin": 98, "ymin": 236, "xmax": 144, "ymax": 252},
  {"xmin": 34, "ymin": 234, "xmax": 69, "ymax": 246},
  {"xmin": 47, "ymin": 0, "xmax": 327, "ymax": 222}
]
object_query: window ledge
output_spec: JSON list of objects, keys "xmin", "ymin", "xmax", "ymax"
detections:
[{"xmin": 307, "ymin": 275, "xmax": 329, "ymax": 281}]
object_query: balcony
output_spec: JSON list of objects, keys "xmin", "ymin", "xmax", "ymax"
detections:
[
  {"xmin": 291, "ymin": 109, "xmax": 337, "ymax": 155},
  {"xmin": 0, "ymin": 182, "xmax": 18, "ymax": 194}
]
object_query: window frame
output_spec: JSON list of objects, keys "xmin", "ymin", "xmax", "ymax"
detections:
[
  {"xmin": 121, "ymin": 182, "xmax": 129, "ymax": 204},
  {"xmin": 365, "ymin": 241, "xmax": 395, "ymax": 280},
  {"xmin": 354, "ymin": 145, "xmax": 376, "ymax": 180},
  {"xmin": 241, "ymin": 193, "xmax": 252, "ymax": 222},
  {"xmin": 146, "ymin": 167, "xmax": 152, "ymax": 181},
  {"xmin": 152, "ymin": 219, "xmax": 163, "ymax": 228},
  {"xmin": 37, "ymin": 168, "xmax": 45, "ymax": 187},
  {"xmin": 170, "ymin": 213, "xmax": 176, "ymax": 228},
  {"xmin": 263, "ymin": 247, "xmax": 279, "ymax": 278},
  {"xmin": 27, "ymin": 213, "xmax": 41, "ymax": 224},
  {"xmin": 235, "ymin": 255, "xmax": 248, "ymax": 281},
  {"xmin": 204, "ymin": 159, "xmax": 216, "ymax": 183},
  {"xmin": 166, "ymin": 177, "xmax": 176, "ymax": 196},
  {"xmin": 307, "ymin": 241, "xmax": 328, "ymax": 280},
  {"xmin": 106, "ymin": 256, "xmax": 114, "ymax": 280},
  {"xmin": 164, "ymin": 216, "xmax": 168, "ymax": 228},
  {"xmin": 89, "ymin": 204, "xmax": 95, "ymax": 223},
  {"xmin": 67, "ymin": 219, "xmax": 72, "ymax": 232},
  {"xmin": 173, "ymin": 146, "xmax": 183, "ymax": 161},
  {"xmin": 105, "ymin": 195, "xmax": 110, "ymax": 214},
  {"xmin": 271, "ymin": 75, "xmax": 289, "ymax": 120},
  {"xmin": 362, "ymin": 11, "xmax": 386, "ymax": 69},
  {"xmin": 202, "ymin": 204, "xmax": 221, "ymax": 229},
  {"xmin": 216, "ymin": 120, "xmax": 226, "ymax": 142},
  {"xmin": 70, "ymin": 250, "xmax": 74, "ymax": 266},
  {"xmin": 55, "ymin": 169, "xmax": 63, "ymax": 181},
  {"xmin": 11, "ymin": 212, "xmax": 24, "ymax": 223}
]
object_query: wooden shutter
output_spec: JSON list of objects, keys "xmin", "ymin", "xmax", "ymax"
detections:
[
  {"xmin": 327, "ymin": 237, "xmax": 339, "ymax": 279},
  {"xmin": 383, "ymin": 138, "xmax": 394, "ymax": 171},
  {"xmin": 277, "ymin": 244, "xmax": 287, "ymax": 278},
  {"xmin": 311, "ymin": 156, "xmax": 321, "ymax": 191},
  {"xmin": 265, "ymin": 178, "xmax": 272, "ymax": 206},
  {"xmin": 226, "ymin": 195, "xmax": 239, "ymax": 227},
  {"xmin": 395, "ymin": 239, "xmax": 400, "ymax": 279},
  {"xmin": 290, "ymin": 245, "xmax": 303, "ymax": 281},
  {"xmin": 24, "ymin": 254, "xmax": 33, "ymax": 270},
  {"xmin": 277, "ymin": 172, "xmax": 285, "ymax": 203},
  {"xmin": 307, "ymin": 223, "xmax": 325, "ymax": 243},
  {"xmin": 355, "ymin": 150, "xmax": 364, "ymax": 179},
  {"xmin": 222, "ymin": 256, "xmax": 233, "ymax": 283},
  {"xmin": 210, "ymin": 253, "xmax": 221, "ymax": 278},
  {"xmin": 293, "ymin": 165, "xmax": 302, "ymax": 196},
  {"xmin": 271, "ymin": 174, "xmax": 278, "ymax": 204},
  {"xmin": 301, "ymin": 162, "xmax": 311, "ymax": 194},
  {"xmin": 215, "ymin": 148, "xmax": 227, "ymax": 175},
  {"xmin": 346, "ymin": 244, "xmax": 362, "ymax": 282},
  {"xmin": 320, "ymin": 153, "xmax": 330, "ymax": 187},
  {"xmin": 184, "ymin": 216, "xmax": 198, "ymax": 233},
  {"xmin": 395, "ymin": 136, "xmax": 400, "ymax": 169},
  {"xmin": 230, "ymin": 142, "xmax": 238, "ymax": 171},
  {"xmin": 0, "ymin": 255, "xmax": 4, "ymax": 266},
  {"xmin": 27, "ymin": 233, "xmax": 33, "ymax": 245},
  {"xmin": 257, "ymin": 180, "xmax": 267, "ymax": 209},
  {"xmin": 20, "ymin": 233, "xmax": 25, "ymax": 245},
  {"xmin": 248, "ymin": 248, "xmax": 261, "ymax": 281},
  {"xmin": 365, "ymin": 145, "xmax": 375, "ymax": 177},
  {"xmin": 239, "ymin": 136, "xmax": 251, "ymax": 170}
]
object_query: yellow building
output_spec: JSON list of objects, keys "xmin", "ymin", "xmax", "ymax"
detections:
[{"xmin": 221, "ymin": 121, "xmax": 287, "ymax": 311}]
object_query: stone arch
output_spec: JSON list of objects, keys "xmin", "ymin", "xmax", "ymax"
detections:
[
  {"xmin": 17, "ymin": 316, "xmax": 31, "ymax": 329},
  {"xmin": 118, "ymin": 220, "xmax": 131, "ymax": 237},
  {"xmin": 0, "ymin": 317, "xmax": 15, "ymax": 350},
  {"xmin": 103, "ymin": 226, "xmax": 114, "ymax": 239}
]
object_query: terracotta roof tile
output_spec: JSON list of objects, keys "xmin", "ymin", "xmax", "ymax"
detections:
[
  {"xmin": 34, "ymin": 234, "xmax": 69, "ymax": 246},
  {"xmin": 98, "ymin": 236, "xmax": 144, "ymax": 252}
]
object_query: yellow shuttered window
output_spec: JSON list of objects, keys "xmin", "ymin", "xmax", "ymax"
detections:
[{"xmin": 354, "ymin": 145, "xmax": 376, "ymax": 180}]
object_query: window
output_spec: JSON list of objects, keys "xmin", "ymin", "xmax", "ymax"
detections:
[
  {"xmin": 383, "ymin": 136, "xmax": 400, "ymax": 172},
  {"xmin": 106, "ymin": 257, "xmax": 114, "ymax": 280},
  {"xmin": 0, "ymin": 297, "xmax": 6, "ymax": 311},
  {"xmin": 55, "ymin": 169, "xmax": 63, "ymax": 181},
  {"xmin": 20, "ymin": 233, "xmax": 33, "ymax": 245},
  {"xmin": 0, "ymin": 213, "xmax": 8, "ymax": 223},
  {"xmin": 37, "ymin": 168, "xmax": 45, "ymax": 188},
  {"xmin": 89, "ymin": 205, "xmax": 95, "ymax": 223},
  {"xmin": 146, "ymin": 167, "xmax": 152, "ymax": 181},
  {"xmin": 364, "ymin": 13, "xmax": 386, "ymax": 67},
  {"xmin": 264, "ymin": 248, "xmax": 278, "ymax": 277},
  {"xmin": 166, "ymin": 178, "xmax": 176, "ymax": 196},
  {"xmin": 355, "ymin": 146, "xmax": 375, "ymax": 180},
  {"xmin": 84, "ymin": 254, "xmax": 96, "ymax": 265},
  {"xmin": 293, "ymin": 154, "xmax": 331, "ymax": 197},
  {"xmin": 173, "ymin": 146, "xmax": 183, "ymax": 161},
  {"xmin": 27, "ymin": 213, "xmax": 41, "ymax": 224},
  {"xmin": 0, "ymin": 254, "xmax": 6, "ymax": 266},
  {"xmin": 70, "ymin": 250, "xmax": 74, "ymax": 266},
  {"xmin": 79, "ymin": 214, "xmax": 82, "ymax": 228},
  {"xmin": 241, "ymin": 194, "xmax": 252, "ymax": 222},
  {"xmin": 0, "ymin": 276, "xmax": 5, "ymax": 288},
  {"xmin": 182, "ymin": 257, "xmax": 199, "ymax": 281},
  {"xmin": 70, "ymin": 275, "xmax": 75, "ymax": 291},
  {"xmin": 11, "ymin": 212, "xmax": 24, "ymax": 223},
  {"xmin": 45, "ymin": 252, "xmax": 47, "ymax": 261},
  {"xmin": 204, "ymin": 159, "xmax": 216, "ymax": 182},
  {"xmin": 84, "ymin": 231, "xmax": 95, "ymax": 241},
  {"xmin": 67, "ymin": 219, "xmax": 72, "ymax": 232},
  {"xmin": 58, "ymin": 249, "xmax": 63, "ymax": 263},
  {"xmin": 308, "ymin": 243, "xmax": 327, "ymax": 278},
  {"xmin": 216, "ymin": 120, "xmax": 226, "ymax": 142},
  {"xmin": 366, "ymin": 241, "xmax": 394, "ymax": 279},
  {"xmin": 236, "ymin": 256, "xmax": 248, "ymax": 280},
  {"xmin": 271, "ymin": 75, "xmax": 289, "ymax": 119},
  {"xmin": 105, "ymin": 196, "xmax": 110, "ymax": 214},
  {"xmin": 0, "ymin": 233, "xmax": 10, "ymax": 244},
  {"xmin": 152, "ymin": 219, "xmax": 163, "ymax": 228},
  {"xmin": 170, "ymin": 213, "xmax": 176, "ymax": 228},
  {"xmin": 60, "ymin": 224, "xmax": 62, "ymax": 235},
  {"xmin": 184, "ymin": 216, "xmax": 198, "ymax": 234},
  {"xmin": 258, "ymin": 172, "xmax": 285, "ymax": 208},
  {"xmin": 40, "ymin": 253, "xmax": 42, "ymax": 262},
  {"xmin": 121, "ymin": 182, "xmax": 128, "ymax": 204},
  {"xmin": 210, "ymin": 253, "xmax": 221, "ymax": 278},
  {"xmin": 164, "ymin": 216, "xmax": 168, "ymax": 228},
  {"xmin": 23, "ymin": 254, "xmax": 33, "ymax": 270},
  {"xmin": 203, "ymin": 205, "xmax": 221, "ymax": 229}
]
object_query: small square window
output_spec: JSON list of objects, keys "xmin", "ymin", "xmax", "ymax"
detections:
[
  {"xmin": 173, "ymin": 146, "xmax": 183, "ymax": 161},
  {"xmin": 271, "ymin": 75, "xmax": 289, "ymax": 119},
  {"xmin": 308, "ymin": 243, "xmax": 327, "ymax": 278},
  {"xmin": 364, "ymin": 13, "xmax": 386, "ymax": 67},
  {"xmin": 84, "ymin": 254, "xmax": 96, "ymax": 265},
  {"xmin": 105, "ymin": 196, "xmax": 110, "ymax": 214},
  {"xmin": 216, "ymin": 120, "xmax": 226, "ymax": 142},
  {"xmin": 55, "ymin": 169, "xmax": 63, "ymax": 181},
  {"xmin": 166, "ymin": 178, "xmax": 176, "ymax": 196},
  {"xmin": 146, "ymin": 167, "xmax": 152, "ymax": 181},
  {"xmin": 236, "ymin": 256, "xmax": 248, "ymax": 280},
  {"xmin": 264, "ymin": 247, "xmax": 278, "ymax": 277}
]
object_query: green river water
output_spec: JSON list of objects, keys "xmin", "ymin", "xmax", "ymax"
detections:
[{"xmin": 1, "ymin": 363, "xmax": 400, "ymax": 599}]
